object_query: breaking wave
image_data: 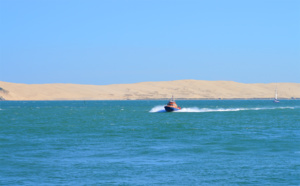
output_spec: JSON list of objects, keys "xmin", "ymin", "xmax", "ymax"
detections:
[{"xmin": 149, "ymin": 106, "xmax": 295, "ymax": 113}]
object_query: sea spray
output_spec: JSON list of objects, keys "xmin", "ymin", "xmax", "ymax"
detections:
[{"xmin": 149, "ymin": 105, "xmax": 166, "ymax": 113}]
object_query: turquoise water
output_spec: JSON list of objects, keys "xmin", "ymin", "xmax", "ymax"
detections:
[{"xmin": 1, "ymin": 100, "xmax": 299, "ymax": 185}]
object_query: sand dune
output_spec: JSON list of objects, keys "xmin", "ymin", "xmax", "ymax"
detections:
[{"xmin": 0, "ymin": 80, "xmax": 299, "ymax": 100}]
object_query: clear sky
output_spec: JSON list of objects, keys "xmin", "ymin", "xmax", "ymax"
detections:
[{"xmin": 1, "ymin": 0, "xmax": 299, "ymax": 85}]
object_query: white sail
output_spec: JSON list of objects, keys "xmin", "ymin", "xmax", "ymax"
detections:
[{"xmin": 273, "ymin": 87, "xmax": 279, "ymax": 103}]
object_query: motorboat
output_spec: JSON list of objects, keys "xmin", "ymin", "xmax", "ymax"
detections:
[{"xmin": 164, "ymin": 95, "xmax": 181, "ymax": 112}]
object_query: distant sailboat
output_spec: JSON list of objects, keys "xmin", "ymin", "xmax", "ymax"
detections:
[{"xmin": 273, "ymin": 87, "xmax": 279, "ymax": 103}]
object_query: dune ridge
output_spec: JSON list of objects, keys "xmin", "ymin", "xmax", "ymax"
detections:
[{"xmin": 0, "ymin": 80, "xmax": 299, "ymax": 100}]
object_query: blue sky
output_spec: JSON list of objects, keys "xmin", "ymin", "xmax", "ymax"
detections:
[{"xmin": 1, "ymin": 0, "xmax": 299, "ymax": 85}]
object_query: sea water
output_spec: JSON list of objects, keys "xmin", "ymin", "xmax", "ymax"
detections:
[{"xmin": 0, "ymin": 100, "xmax": 299, "ymax": 185}]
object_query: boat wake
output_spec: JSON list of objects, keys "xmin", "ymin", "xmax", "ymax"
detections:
[
  {"xmin": 149, "ymin": 106, "xmax": 295, "ymax": 113},
  {"xmin": 149, "ymin": 105, "xmax": 167, "ymax": 113}
]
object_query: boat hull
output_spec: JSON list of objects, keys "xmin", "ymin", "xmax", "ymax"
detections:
[{"xmin": 164, "ymin": 106, "xmax": 181, "ymax": 112}]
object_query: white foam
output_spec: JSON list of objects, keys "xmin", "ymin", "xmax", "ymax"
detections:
[
  {"xmin": 149, "ymin": 105, "xmax": 166, "ymax": 113},
  {"xmin": 149, "ymin": 106, "xmax": 295, "ymax": 113},
  {"xmin": 177, "ymin": 107, "xmax": 242, "ymax": 112}
]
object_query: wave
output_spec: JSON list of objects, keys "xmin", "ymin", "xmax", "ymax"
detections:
[{"xmin": 149, "ymin": 106, "xmax": 295, "ymax": 113}]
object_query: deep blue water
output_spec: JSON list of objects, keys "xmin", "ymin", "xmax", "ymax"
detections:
[{"xmin": 0, "ymin": 100, "xmax": 300, "ymax": 185}]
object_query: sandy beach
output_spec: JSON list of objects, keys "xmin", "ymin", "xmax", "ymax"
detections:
[{"xmin": 0, "ymin": 80, "xmax": 299, "ymax": 100}]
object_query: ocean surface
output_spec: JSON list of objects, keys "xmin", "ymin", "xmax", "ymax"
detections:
[{"xmin": 1, "ymin": 100, "xmax": 299, "ymax": 185}]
